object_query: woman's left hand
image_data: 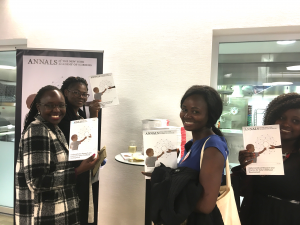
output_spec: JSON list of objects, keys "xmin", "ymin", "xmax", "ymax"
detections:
[{"xmin": 89, "ymin": 100, "xmax": 101, "ymax": 117}]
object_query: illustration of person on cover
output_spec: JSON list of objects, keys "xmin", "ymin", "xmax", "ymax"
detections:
[
  {"xmin": 93, "ymin": 87, "xmax": 107, "ymax": 100},
  {"xmin": 145, "ymin": 148, "xmax": 165, "ymax": 167},
  {"xmin": 70, "ymin": 134, "xmax": 91, "ymax": 150},
  {"xmin": 246, "ymin": 144, "xmax": 267, "ymax": 163},
  {"xmin": 93, "ymin": 86, "xmax": 115, "ymax": 100}
]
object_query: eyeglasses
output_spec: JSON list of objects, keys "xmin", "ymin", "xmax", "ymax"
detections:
[
  {"xmin": 68, "ymin": 89, "xmax": 90, "ymax": 98},
  {"xmin": 39, "ymin": 103, "xmax": 67, "ymax": 110}
]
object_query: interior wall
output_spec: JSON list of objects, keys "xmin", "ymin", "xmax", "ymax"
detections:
[{"xmin": 2, "ymin": 0, "xmax": 300, "ymax": 224}]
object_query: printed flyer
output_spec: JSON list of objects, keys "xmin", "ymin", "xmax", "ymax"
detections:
[
  {"xmin": 242, "ymin": 124, "xmax": 284, "ymax": 175},
  {"xmin": 89, "ymin": 73, "xmax": 119, "ymax": 108},
  {"xmin": 143, "ymin": 129, "xmax": 179, "ymax": 179},
  {"xmin": 68, "ymin": 118, "xmax": 98, "ymax": 161}
]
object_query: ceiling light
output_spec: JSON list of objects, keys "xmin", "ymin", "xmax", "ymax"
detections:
[
  {"xmin": 287, "ymin": 65, "xmax": 300, "ymax": 71},
  {"xmin": 262, "ymin": 83, "xmax": 273, "ymax": 86},
  {"xmin": 277, "ymin": 40, "xmax": 296, "ymax": 45},
  {"xmin": 0, "ymin": 65, "xmax": 16, "ymax": 70},
  {"xmin": 262, "ymin": 82, "xmax": 293, "ymax": 86},
  {"xmin": 271, "ymin": 82, "xmax": 293, "ymax": 86},
  {"xmin": 224, "ymin": 73, "xmax": 232, "ymax": 78},
  {"xmin": 267, "ymin": 73, "xmax": 300, "ymax": 77}
]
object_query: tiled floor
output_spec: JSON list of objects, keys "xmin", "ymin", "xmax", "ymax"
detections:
[{"xmin": 0, "ymin": 213, "xmax": 13, "ymax": 225}]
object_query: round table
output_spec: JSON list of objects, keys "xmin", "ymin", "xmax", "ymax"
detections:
[{"xmin": 115, "ymin": 152, "xmax": 144, "ymax": 166}]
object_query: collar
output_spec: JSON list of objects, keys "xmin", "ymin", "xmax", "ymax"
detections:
[{"xmin": 35, "ymin": 115, "xmax": 57, "ymax": 133}]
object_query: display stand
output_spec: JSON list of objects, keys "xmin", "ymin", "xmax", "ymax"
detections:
[{"xmin": 115, "ymin": 153, "xmax": 152, "ymax": 225}]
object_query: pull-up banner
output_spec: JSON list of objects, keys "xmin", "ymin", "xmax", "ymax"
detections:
[{"xmin": 15, "ymin": 49, "xmax": 104, "ymax": 160}]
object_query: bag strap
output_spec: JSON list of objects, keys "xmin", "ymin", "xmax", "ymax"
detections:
[{"xmin": 200, "ymin": 137, "xmax": 231, "ymax": 189}]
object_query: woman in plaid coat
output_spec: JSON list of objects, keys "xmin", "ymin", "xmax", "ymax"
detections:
[{"xmin": 15, "ymin": 85, "xmax": 99, "ymax": 225}]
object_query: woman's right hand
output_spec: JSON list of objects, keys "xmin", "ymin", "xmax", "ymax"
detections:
[
  {"xmin": 238, "ymin": 149, "xmax": 255, "ymax": 168},
  {"xmin": 89, "ymin": 100, "xmax": 101, "ymax": 118},
  {"xmin": 76, "ymin": 154, "xmax": 100, "ymax": 175}
]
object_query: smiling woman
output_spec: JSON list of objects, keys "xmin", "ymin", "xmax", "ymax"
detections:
[
  {"xmin": 177, "ymin": 85, "xmax": 228, "ymax": 218},
  {"xmin": 36, "ymin": 91, "xmax": 67, "ymax": 125},
  {"xmin": 15, "ymin": 85, "xmax": 99, "ymax": 225},
  {"xmin": 233, "ymin": 93, "xmax": 300, "ymax": 225},
  {"xmin": 59, "ymin": 76, "xmax": 101, "ymax": 225}
]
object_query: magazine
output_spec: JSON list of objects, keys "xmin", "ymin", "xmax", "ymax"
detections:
[
  {"xmin": 68, "ymin": 118, "xmax": 98, "ymax": 161},
  {"xmin": 242, "ymin": 124, "xmax": 284, "ymax": 175},
  {"xmin": 89, "ymin": 73, "xmax": 119, "ymax": 108},
  {"xmin": 143, "ymin": 129, "xmax": 179, "ymax": 179}
]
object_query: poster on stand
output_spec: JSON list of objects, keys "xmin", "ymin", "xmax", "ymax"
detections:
[
  {"xmin": 89, "ymin": 73, "xmax": 119, "ymax": 108},
  {"xmin": 15, "ymin": 49, "xmax": 103, "ymax": 159},
  {"xmin": 242, "ymin": 124, "xmax": 284, "ymax": 175},
  {"xmin": 68, "ymin": 118, "xmax": 98, "ymax": 161},
  {"xmin": 143, "ymin": 129, "xmax": 179, "ymax": 179}
]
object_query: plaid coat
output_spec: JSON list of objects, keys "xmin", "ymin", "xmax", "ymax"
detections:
[{"xmin": 15, "ymin": 115, "xmax": 80, "ymax": 225}]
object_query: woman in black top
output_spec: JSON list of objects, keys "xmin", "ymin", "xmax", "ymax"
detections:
[
  {"xmin": 58, "ymin": 76, "xmax": 101, "ymax": 225},
  {"xmin": 234, "ymin": 93, "xmax": 300, "ymax": 225}
]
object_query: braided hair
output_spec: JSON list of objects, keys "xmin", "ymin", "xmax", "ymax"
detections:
[
  {"xmin": 60, "ymin": 76, "xmax": 88, "ymax": 120},
  {"xmin": 24, "ymin": 85, "xmax": 62, "ymax": 130},
  {"xmin": 263, "ymin": 93, "xmax": 300, "ymax": 149},
  {"xmin": 180, "ymin": 85, "xmax": 224, "ymax": 136}
]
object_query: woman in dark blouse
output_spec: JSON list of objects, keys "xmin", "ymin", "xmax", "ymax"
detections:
[
  {"xmin": 58, "ymin": 76, "xmax": 101, "ymax": 225},
  {"xmin": 234, "ymin": 93, "xmax": 300, "ymax": 225}
]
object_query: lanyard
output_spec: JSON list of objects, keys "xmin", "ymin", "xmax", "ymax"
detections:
[{"xmin": 180, "ymin": 150, "xmax": 191, "ymax": 164}]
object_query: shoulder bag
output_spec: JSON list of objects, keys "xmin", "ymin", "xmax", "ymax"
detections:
[{"xmin": 200, "ymin": 137, "xmax": 241, "ymax": 225}]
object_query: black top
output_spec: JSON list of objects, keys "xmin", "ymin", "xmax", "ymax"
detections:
[
  {"xmin": 151, "ymin": 164, "xmax": 224, "ymax": 225},
  {"xmin": 232, "ymin": 152, "xmax": 300, "ymax": 225},
  {"xmin": 253, "ymin": 152, "xmax": 300, "ymax": 201},
  {"xmin": 58, "ymin": 108, "xmax": 92, "ymax": 224}
]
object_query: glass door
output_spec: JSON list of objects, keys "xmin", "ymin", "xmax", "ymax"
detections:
[{"xmin": 0, "ymin": 50, "xmax": 16, "ymax": 215}]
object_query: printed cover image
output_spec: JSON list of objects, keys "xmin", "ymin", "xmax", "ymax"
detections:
[
  {"xmin": 242, "ymin": 124, "xmax": 284, "ymax": 175},
  {"xmin": 89, "ymin": 73, "xmax": 119, "ymax": 108},
  {"xmin": 68, "ymin": 118, "xmax": 98, "ymax": 161},
  {"xmin": 143, "ymin": 129, "xmax": 179, "ymax": 179}
]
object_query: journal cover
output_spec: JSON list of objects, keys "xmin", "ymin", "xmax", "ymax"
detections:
[
  {"xmin": 68, "ymin": 118, "xmax": 98, "ymax": 161},
  {"xmin": 242, "ymin": 124, "xmax": 284, "ymax": 175},
  {"xmin": 89, "ymin": 73, "xmax": 119, "ymax": 108}
]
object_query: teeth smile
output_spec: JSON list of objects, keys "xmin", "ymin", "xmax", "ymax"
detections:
[
  {"xmin": 185, "ymin": 122, "xmax": 194, "ymax": 124},
  {"xmin": 52, "ymin": 115, "xmax": 60, "ymax": 118},
  {"xmin": 281, "ymin": 129, "xmax": 291, "ymax": 133}
]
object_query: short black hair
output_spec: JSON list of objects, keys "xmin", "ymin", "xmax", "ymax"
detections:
[
  {"xmin": 180, "ymin": 85, "xmax": 223, "ymax": 136},
  {"xmin": 263, "ymin": 93, "xmax": 300, "ymax": 125},
  {"xmin": 24, "ymin": 85, "xmax": 62, "ymax": 130}
]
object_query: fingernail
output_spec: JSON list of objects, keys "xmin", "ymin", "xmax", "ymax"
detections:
[{"xmin": 92, "ymin": 154, "xmax": 95, "ymax": 157}]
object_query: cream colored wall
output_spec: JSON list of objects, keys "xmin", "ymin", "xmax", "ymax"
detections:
[{"xmin": 2, "ymin": 0, "xmax": 300, "ymax": 224}]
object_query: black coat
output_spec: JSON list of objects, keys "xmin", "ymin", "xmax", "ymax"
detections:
[{"xmin": 151, "ymin": 164, "xmax": 224, "ymax": 225}]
